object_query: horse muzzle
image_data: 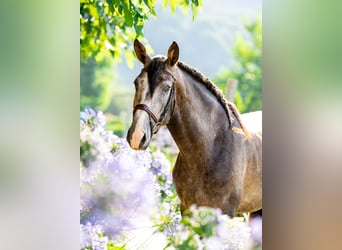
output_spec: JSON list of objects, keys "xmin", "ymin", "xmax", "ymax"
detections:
[
  {"xmin": 127, "ymin": 127, "xmax": 151, "ymax": 150},
  {"xmin": 127, "ymin": 113, "xmax": 152, "ymax": 150}
]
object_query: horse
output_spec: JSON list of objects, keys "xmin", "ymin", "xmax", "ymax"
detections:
[{"xmin": 126, "ymin": 39, "xmax": 262, "ymax": 217}]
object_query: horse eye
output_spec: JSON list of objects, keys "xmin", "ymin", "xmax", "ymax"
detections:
[{"xmin": 163, "ymin": 85, "xmax": 171, "ymax": 92}]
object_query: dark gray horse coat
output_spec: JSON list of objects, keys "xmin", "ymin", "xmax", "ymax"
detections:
[{"xmin": 127, "ymin": 39, "xmax": 262, "ymax": 217}]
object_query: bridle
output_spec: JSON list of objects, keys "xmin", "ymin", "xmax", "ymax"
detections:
[{"xmin": 133, "ymin": 76, "xmax": 176, "ymax": 134}]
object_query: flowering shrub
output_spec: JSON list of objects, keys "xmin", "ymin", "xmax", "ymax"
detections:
[
  {"xmin": 80, "ymin": 108, "xmax": 262, "ymax": 249},
  {"xmin": 166, "ymin": 205, "xmax": 257, "ymax": 250}
]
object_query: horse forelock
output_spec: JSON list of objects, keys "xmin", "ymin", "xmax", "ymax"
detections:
[
  {"xmin": 176, "ymin": 61, "xmax": 249, "ymax": 137},
  {"xmin": 145, "ymin": 57, "xmax": 166, "ymax": 95}
]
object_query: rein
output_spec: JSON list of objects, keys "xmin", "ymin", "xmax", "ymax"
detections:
[{"xmin": 134, "ymin": 84, "xmax": 175, "ymax": 133}]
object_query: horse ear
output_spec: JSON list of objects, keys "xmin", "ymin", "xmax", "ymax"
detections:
[
  {"xmin": 134, "ymin": 39, "xmax": 151, "ymax": 64},
  {"xmin": 167, "ymin": 41, "xmax": 179, "ymax": 66}
]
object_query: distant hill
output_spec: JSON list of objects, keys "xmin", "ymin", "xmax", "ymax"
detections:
[{"xmin": 116, "ymin": 0, "xmax": 261, "ymax": 85}]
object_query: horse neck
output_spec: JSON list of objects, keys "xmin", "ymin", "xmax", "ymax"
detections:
[{"xmin": 167, "ymin": 68, "xmax": 232, "ymax": 161}]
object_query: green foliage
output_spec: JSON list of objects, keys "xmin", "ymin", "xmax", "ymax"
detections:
[
  {"xmin": 181, "ymin": 207, "xmax": 218, "ymax": 238},
  {"xmin": 80, "ymin": 140, "xmax": 93, "ymax": 167},
  {"xmin": 80, "ymin": 54, "xmax": 131, "ymax": 136},
  {"xmin": 166, "ymin": 205, "xmax": 253, "ymax": 249},
  {"xmin": 213, "ymin": 17, "xmax": 262, "ymax": 113},
  {"xmin": 80, "ymin": 0, "xmax": 152, "ymax": 62},
  {"xmin": 107, "ymin": 242, "xmax": 126, "ymax": 250},
  {"xmin": 80, "ymin": 55, "xmax": 114, "ymax": 111},
  {"xmin": 80, "ymin": 0, "xmax": 202, "ymax": 63},
  {"xmin": 105, "ymin": 113, "xmax": 126, "ymax": 137}
]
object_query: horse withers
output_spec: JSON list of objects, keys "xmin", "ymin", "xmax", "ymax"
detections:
[{"xmin": 127, "ymin": 39, "xmax": 262, "ymax": 217}]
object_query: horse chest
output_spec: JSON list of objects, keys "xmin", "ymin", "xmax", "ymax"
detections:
[
  {"xmin": 173, "ymin": 173, "xmax": 207, "ymax": 208},
  {"xmin": 172, "ymin": 159, "xmax": 227, "ymax": 209}
]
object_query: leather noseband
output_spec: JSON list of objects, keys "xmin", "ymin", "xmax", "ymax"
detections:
[
  {"xmin": 134, "ymin": 104, "xmax": 158, "ymax": 123},
  {"xmin": 133, "ymin": 84, "xmax": 175, "ymax": 132}
]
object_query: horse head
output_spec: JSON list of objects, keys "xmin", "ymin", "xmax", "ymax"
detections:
[{"xmin": 126, "ymin": 39, "xmax": 179, "ymax": 150}]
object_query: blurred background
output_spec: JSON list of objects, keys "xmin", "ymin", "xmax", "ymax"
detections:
[{"xmin": 1, "ymin": 0, "xmax": 342, "ymax": 248}]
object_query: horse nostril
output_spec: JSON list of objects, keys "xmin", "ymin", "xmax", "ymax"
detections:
[
  {"xmin": 138, "ymin": 133, "xmax": 147, "ymax": 149},
  {"xmin": 140, "ymin": 134, "xmax": 146, "ymax": 145}
]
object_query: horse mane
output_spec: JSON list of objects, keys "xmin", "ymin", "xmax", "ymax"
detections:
[{"xmin": 176, "ymin": 61, "xmax": 249, "ymax": 137}]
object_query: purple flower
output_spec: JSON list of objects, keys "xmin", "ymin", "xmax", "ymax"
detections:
[
  {"xmin": 80, "ymin": 108, "xmax": 160, "ymax": 244},
  {"xmin": 250, "ymin": 216, "xmax": 262, "ymax": 245},
  {"xmin": 150, "ymin": 150, "xmax": 173, "ymax": 194},
  {"xmin": 80, "ymin": 222, "xmax": 108, "ymax": 250},
  {"xmin": 79, "ymin": 108, "xmax": 260, "ymax": 250}
]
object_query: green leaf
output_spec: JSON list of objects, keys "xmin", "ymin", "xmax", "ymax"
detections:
[
  {"xmin": 80, "ymin": 0, "xmax": 202, "ymax": 60},
  {"xmin": 134, "ymin": 23, "xmax": 144, "ymax": 36},
  {"xmin": 162, "ymin": 0, "xmax": 168, "ymax": 9},
  {"xmin": 109, "ymin": 49, "xmax": 115, "ymax": 58},
  {"xmin": 106, "ymin": 0, "xmax": 115, "ymax": 13},
  {"xmin": 118, "ymin": 3, "xmax": 123, "ymax": 14},
  {"xmin": 123, "ymin": 4, "xmax": 133, "ymax": 26},
  {"xmin": 191, "ymin": 2, "xmax": 199, "ymax": 19},
  {"xmin": 169, "ymin": 0, "xmax": 177, "ymax": 12},
  {"xmin": 143, "ymin": 0, "xmax": 154, "ymax": 9}
]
